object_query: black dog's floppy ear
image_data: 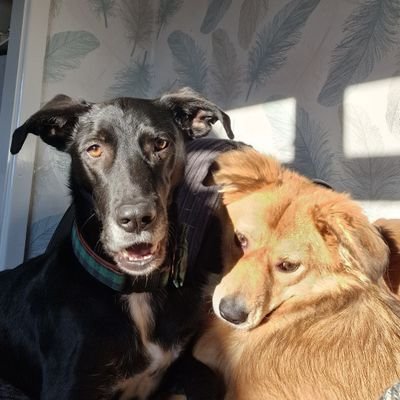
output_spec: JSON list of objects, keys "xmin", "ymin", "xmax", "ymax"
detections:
[
  {"xmin": 159, "ymin": 87, "xmax": 234, "ymax": 139},
  {"xmin": 10, "ymin": 94, "xmax": 92, "ymax": 154}
]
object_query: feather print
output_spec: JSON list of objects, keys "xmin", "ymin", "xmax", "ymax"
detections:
[
  {"xmin": 49, "ymin": 0, "xmax": 62, "ymax": 18},
  {"xmin": 210, "ymin": 29, "xmax": 242, "ymax": 108},
  {"xmin": 27, "ymin": 215, "xmax": 63, "ymax": 259},
  {"xmin": 44, "ymin": 31, "xmax": 100, "ymax": 82},
  {"xmin": 200, "ymin": 0, "xmax": 232, "ymax": 34},
  {"xmin": 238, "ymin": 0, "xmax": 268, "ymax": 50},
  {"xmin": 264, "ymin": 100, "xmax": 336, "ymax": 182},
  {"xmin": 318, "ymin": 0, "xmax": 400, "ymax": 107},
  {"xmin": 264, "ymin": 96, "xmax": 297, "ymax": 163},
  {"xmin": 291, "ymin": 107, "xmax": 335, "ymax": 182},
  {"xmin": 47, "ymin": 147, "xmax": 71, "ymax": 183},
  {"xmin": 246, "ymin": 0, "xmax": 320, "ymax": 100},
  {"xmin": 386, "ymin": 72, "xmax": 400, "ymax": 135},
  {"xmin": 119, "ymin": 0, "xmax": 154, "ymax": 57},
  {"xmin": 107, "ymin": 52, "xmax": 152, "ymax": 98},
  {"xmin": 156, "ymin": 0, "xmax": 184, "ymax": 39},
  {"xmin": 338, "ymin": 105, "xmax": 400, "ymax": 199},
  {"xmin": 168, "ymin": 30, "xmax": 208, "ymax": 94},
  {"xmin": 89, "ymin": 0, "xmax": 116, "ymax": 28},
  {"xmin": 341, "ymin": 156, "xmax": 400, "ymax": 200}
]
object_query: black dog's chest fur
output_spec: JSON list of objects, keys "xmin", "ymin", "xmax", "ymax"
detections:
[{"xmin": 0, "ymin": 238, "xmax": 203, "ymax": 400}]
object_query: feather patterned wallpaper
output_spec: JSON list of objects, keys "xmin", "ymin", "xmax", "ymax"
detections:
[{"xmin": 26, "ymin": 0, "xmax": 400, "ymax": 258}]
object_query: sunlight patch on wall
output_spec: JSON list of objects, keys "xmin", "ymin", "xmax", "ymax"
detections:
[
  {"xmin": 361, "ymin": 200, "xmax": 400, "ymax": 222},
  {"xmin": 213, "ymin": 97, "xmax": 297, "ymax": 164},
  {"xmin": 343, "ymin": 77, "xmax": 400, "ymax": 159}
]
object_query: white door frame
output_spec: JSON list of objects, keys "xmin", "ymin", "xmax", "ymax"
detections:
[{"xmin": 0, "ymin": 0, "xmax": 50, "ymax": 270}]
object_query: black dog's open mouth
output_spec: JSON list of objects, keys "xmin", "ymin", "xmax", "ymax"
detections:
[{"xmin": 115, "ymin": 242, "xmax": 163, "ymax": 275}]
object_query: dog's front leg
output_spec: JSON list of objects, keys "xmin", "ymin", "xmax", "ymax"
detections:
[
  {"xmin": 179, "ymin": 355, "xmax": 223, "ymax": 400},
  {"xmin": 152, "ymin": 353, "xmax": 223, "ymax": 400}
]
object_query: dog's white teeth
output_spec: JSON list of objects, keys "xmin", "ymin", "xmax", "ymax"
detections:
[
  {"xmin": 123, "ymin": 243, "xmax": 153, "ymax": 259},
  {"xmin": 126, "ymin": 254, "xmax": 152, "ymax": 262},
  {"xmin": 123, "ymin": 246, "xmax": 155, "ymax": 262}
]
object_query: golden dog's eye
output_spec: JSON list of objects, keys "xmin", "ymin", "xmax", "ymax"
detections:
[
  {"xmin": 86, "ymin": 144, "xmax": 103, "ymax": 158},
  {"xmin": 276, "ymin": 261, "xmax": 300, "ymax": 273},
  {"xmin": 234, "ymin": 231, "xmax": 248, "ymax": 249},
  {"xmin": 154, "ymin": 138, "xmax": 169, "ymax": 152}
]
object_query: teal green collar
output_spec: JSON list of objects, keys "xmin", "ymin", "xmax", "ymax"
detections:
[{"xmin": 71, "ymin": 223, "xmax": 188, "ymax": 293}]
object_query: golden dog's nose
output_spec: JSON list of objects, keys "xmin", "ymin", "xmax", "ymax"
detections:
[{"xmin": 219, "ymin": 296, "xmax": 249, "ymax": 325}]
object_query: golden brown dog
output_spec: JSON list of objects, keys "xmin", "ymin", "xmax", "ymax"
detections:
[{"xmin": 194, "ymin": 147, "xmax": 400, "ymax": 400}]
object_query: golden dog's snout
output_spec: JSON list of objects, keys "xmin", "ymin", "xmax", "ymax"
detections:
[{"xmin": 219, "ymin": 295, "xmax": 249, "ymax": 325}]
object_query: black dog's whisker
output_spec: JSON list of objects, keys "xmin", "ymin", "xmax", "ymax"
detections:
[
  {"xmin": 94, "ymin": 239, "xmax": 102, "ymax": 254},
  {"xmin": 81, "ymin": 212, "xmax": 96, "ymax": 230}
]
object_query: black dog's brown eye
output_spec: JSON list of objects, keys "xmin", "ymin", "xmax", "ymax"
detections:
[
  {"xmin": 276, "ymin": 261, "xmax": 300, "ymax": 273},
  {"xmin": 154, "ymin": 138, "xmax": 169, "ymax": 152},
  {"xmin": 234, "ymin": 231, "xmax": 248, "ymax": 249},
  {"xmin": 86, "ymin": 144, "xmax": 103, "ymax": 158}
]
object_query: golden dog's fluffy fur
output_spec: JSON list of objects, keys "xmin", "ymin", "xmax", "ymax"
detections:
[{"xmin": 194, "ymin": 148, "xmax": 400, "ymax": 400}]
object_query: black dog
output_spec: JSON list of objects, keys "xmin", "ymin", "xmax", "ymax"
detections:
[{"xmin": 0, "ymin": 88, "xmax": 233, "ymax": 400}]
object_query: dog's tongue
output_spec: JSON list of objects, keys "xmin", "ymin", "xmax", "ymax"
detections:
[{"xmin": 125, "ymin": 243, "xmax": 153, "ymax": 259}]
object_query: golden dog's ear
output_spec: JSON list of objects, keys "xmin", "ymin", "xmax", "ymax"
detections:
[
  {"xmin": 210, "ymin": 148, "xmax": 283, "ymax": 203},
  {"xmin": 313, "ymin": 196, "xmax": 389, "ymax": 282}
]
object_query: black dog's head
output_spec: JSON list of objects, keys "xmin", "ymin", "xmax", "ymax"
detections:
[{"xmin": 11, "ymin": 88, "xmax": 234, "ymax": 276}]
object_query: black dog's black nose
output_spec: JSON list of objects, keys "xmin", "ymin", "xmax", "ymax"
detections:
[
  {"xmin": 219, "ymin": 296, "xmax": 249, "ymax": 325},
  {"xmin": 116, "ymin": 203, "xmax": 156, "ymax": 232}
]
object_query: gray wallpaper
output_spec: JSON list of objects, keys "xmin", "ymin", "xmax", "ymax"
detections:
[{"xmin": 26, "ymin": 0, "xmax": 400, "ymax": 258}]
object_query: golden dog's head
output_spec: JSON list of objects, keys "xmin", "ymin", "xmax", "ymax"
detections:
[{"xmin": 210, "ymin": 148, "xmax": 389, "ymax": 330}]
